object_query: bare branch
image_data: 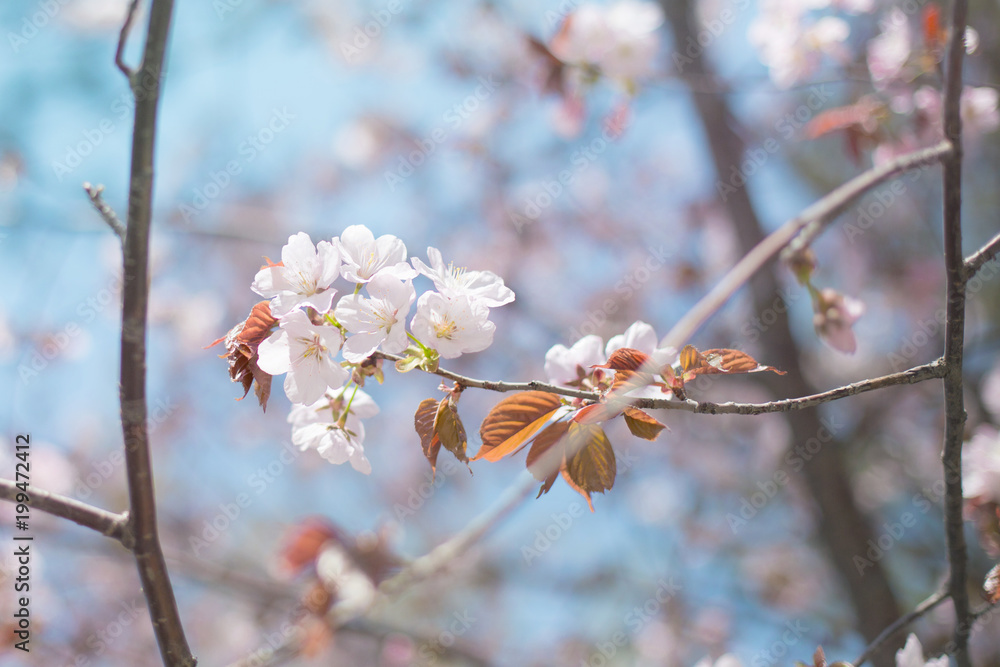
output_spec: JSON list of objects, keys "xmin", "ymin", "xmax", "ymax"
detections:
[
  {"xmin": 964, "ymin": 231, "xmax": 1000, "ymax": 275},
  {"xmin": 940, "ymin": 0, "xmax": 972, "ymax": 664},
  {"xmin": 117, "ymin": 0, "xmax": 195, "ymax": 665},
  {"xmin": 377, "ymin": 350, "xmax": 944, "ymax": 414},
  {"xmin": 660, "ymin": 359, "xmax": 946, "ymax": 415},
  {"xmin": 115, "ymin": 0, "xmax": 141, "ymax": 78},
  {"xmin": 854, "ymin": 590, "xmax": 950, "ymax": 666},
  {"xmin": 660, "ymin": 141, "xmax": 951, "ymax": 354},
  {"xmin": 83, "ymin": 182, "xmax": 126, "ymax": 243},
  {"xmin": 374, "ymin": 351, "xmax": 600, "ymax": 401},
  {"xmin": 0, "ymin": 479, "xmax": 132, "ymax": 547}
]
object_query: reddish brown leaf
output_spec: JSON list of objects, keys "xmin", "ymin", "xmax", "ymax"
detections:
[
  {"xmin": 526, "ymin": 422, "xmax": 570, "ymax": 482},
  {"xmin": 595, "ymin": 347, "xmax": 650, "ymax": 372},
  {"xmin": 280, "ymin": 517, "xmax": 345, "ymax": 574},
  {"xmin": 985, "ymin": 563, "xmax": 1000, "ymax": 604},
  {"xmin": 573, "ymin": 402, "xmax": 620, "ymax": 425},
  {"xmin": 414, "ymin": 398, "xmax": 441, "ymax": 473},
  {"xmin": 623, "ymin": 407, "xmax": 666, "ymax": 440},
  {"xmin": 679, "ymin": 344, "xmax": 702, "ymax": 372},
  {"xmin": 564, "ymin": 423, "xmax": 616, "ymax": 511},
  {"xmin": 922, "ymin": 4, "xmax": 946, "ymax": 55},
  {"xmin": 435, "ymin": 396, "xmax": 469, "ymax": 465},
  {"xmin": 239, "ymin": 301, "xmax": 278, "ymax": 347},
  {"xmin": 210, "ymin": 301, "xmax": 278, "ymax": 412},
  {"xmin": 680, "ymin": 345, "xmax": 786, "ymax": 377},
  {"xmin": 475, "ymin": 391, "xmax": 564, "ymax": 461}
]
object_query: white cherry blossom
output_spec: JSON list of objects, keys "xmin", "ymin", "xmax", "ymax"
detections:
[
  {"xmin": 867, "ymin": 8, "xmax": 911, "ymax": 88},
  {"xmin": 335, "ymin": 274, "xmax": 416, "ymax": 363},
  {"xmin": 289, "ymin": 387, "xmax": 379, "ymax": 474},
  {"xmin": 550, "ymin": 0, "xmax": 663, "ymax": 81},
  {"xmin": 963, "ymin": 427, "xmax": 1000, "ymax": 505},
  {"xmin": 410, "ymin": 292, "xmax": 495, "ymax": 359},
  {"xmin": 411, "ymin": 247, "xmax": 515, "ymax": 307},
  {"xmin": 256, "ymin": 309, "xmax": 349, "ymax": 404},
  {"xmin": 694, "ymin": 655, "xmax": 743, "ymax": 667},
  {"xmin": 335, "ymin": 225, "xmax": 417, "ymax": 284},
  {"xmin": 251, "ymin": 232, "xmax": 340, "ymax": 316},
  {"xmin": 544, "ymin": 334, "xmax": 606, "ymax": 387},
  {"xmin": 896, "ymin": 634, "xmax": 949, "ymax": 667}
]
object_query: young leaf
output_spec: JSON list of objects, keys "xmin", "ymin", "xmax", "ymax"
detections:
[
  {"xmin": 475, "ymin": 391, "xmax": 564, "ymax": 461},
  {"xmin": 680, "ymin": 345, "xmax": 786, "ymax": 378},
  {"xmin": 564, "ymin": 423, "xmax": 616, "ymax": 511},
  {"xmin": 596, "ymin": 347, "xmax": 650, "ymax": 372},
  {"xmin": 414, "ymin": 398, "xmax": 442, "ymax": 473},
  {"xmin": 209, "ymin": 300, "xmax": 278, "ymax": 411},
  {"xmin": 623, "ymin": 407, "xmax": 666, "ymax": 440},
  {"xmin": 525, "ymin": 422, "xmax": 570, "ymax": 481},
  {"xmin": 434, "ymin": 396, "xmax": 469, "ymax": 465}
]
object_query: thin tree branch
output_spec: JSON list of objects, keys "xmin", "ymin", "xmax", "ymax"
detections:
[
  {"xmin": 223, "ymin": 474, "xmax": 536, "ymax": 667},
  {"xmin": 83, "ymin": 182, "xmax": 126, "ymax": 243},
  {"xmin": 964, "ymin": 230, "xmax": 1000, "ymax": 275},
  {"xmin": 117, "ymin": 1, "xmax": 194, "ymax": 665},
  {"xmin": 666, "ymin": 359, "xmax": 946, "ymax": 415},
  {"xmin": 0, "ymin": 479, "xmax": 132, "ymax": 547},
  {"xmin": 940, "ymin": 0, "xmax": 972, "ymax": 665},
  {"xmin": 377, "ymin": 350, "xmax": 945, "ymax": 414},
  {"xmin": 659, "ymin": 141, "xmax": 951, "ymax": 354},
  {"xmin": 116, "ymin": 0, "xmax": 141, "ymax": 78},
  {"xmin": 854, "ymin": 590, "xmax": 951, "ymax": 666},
  {"xmin": 374, "ymin": 351, "xmax": 602, "ymax": 401}
]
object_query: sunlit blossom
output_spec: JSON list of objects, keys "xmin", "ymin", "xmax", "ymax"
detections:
[
  {"xmin": 251, "ymin": 232, "xmax": 341, "ymax": 316},
  {"xmin": 257, "ymin": 309, "xmax": 349, "ymax": 404}
]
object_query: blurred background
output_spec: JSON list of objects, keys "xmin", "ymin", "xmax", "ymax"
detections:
[{"xmin": 1, "ymin": 0, "xmax": 1000, "ymax": 665}]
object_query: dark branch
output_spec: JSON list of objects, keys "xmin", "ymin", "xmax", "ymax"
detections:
[
  {"xmin": 940, "ymin": 0, "xmax": 972, "ymax": 665},
  {"xmin": 660, "ymin": 141, "xmax": 950, "ymax": 354},
  {"xmin": 964, "ymin": 231, "xmax": 1000, "ymax": 275},
  {"xmin": 0, "ymin": 479, "xmax": 132, "ymax": 547},
  {"xmin": 118, "ymin": 1, "xmax": 195, "ymax": 665},
  {"xmin": 115, "ymin": 0, "xmax": 141, "ymax": 78},
  {"xmin": 377, "ymin": 350, "xmax": 945, "ymax": 415},
  {"xmin": 83, "ymin": 182, "xmax": 126, "ymax": 243},
  {"xmin": 854, "ymin": 590, "xmax": 950, "ymax": 666}
]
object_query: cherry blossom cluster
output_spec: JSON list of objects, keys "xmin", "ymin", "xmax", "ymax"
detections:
[
  {"xmin": 749, "ymin": 0, "xmax": 874, "ymax": 89},
  {"xmin": 540, "ymin": 0, "xmax": 663, "ymax": 136},
  {"xmin": 864, "ymin": 7, "xmax": 998, "ymax": 163},
  {"xmin": 251, "ymin": 226, "xmax": 514, "ymax": 473}
]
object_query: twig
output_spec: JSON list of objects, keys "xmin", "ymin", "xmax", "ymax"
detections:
[
  {"xmin": 0, "ymin": 479, "xmax": 131, "ymax": 547},
  {"xmin": 659, "ymin": 141, "xmax": 951, "ymax": 354},
  {"xmin": 940, "ymin": 0, "xmax": 972, "ymax": 665},
  {"xmin": 854, "ymin": 589, "xmax": 950, "ymax": 666},
  {"xmin": 83, "ymin": 182, "xmax": 126, "ymax": 243},
  {"xmin": 378, "ymin": 350, "xmax": 945, "ymax": 414},
  {"xmin": 665, "ymin": 359, "xmax": 946, "ymax": 415},
  {"xmin": 117, "ymin": 1, "xmax": 194, "ymax": 665},
  {"xmin": 116, "ymin": 0, "xmax": 142, "ymax": 78},
  {"xmin": 374, "ymin": 351, "xmax": 605, "ymax": 401},
  {"xmin": 964, "ymin": 231, "xmax": 1000, "ymax": 275}
]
